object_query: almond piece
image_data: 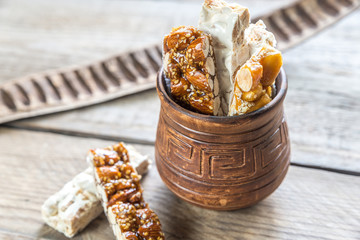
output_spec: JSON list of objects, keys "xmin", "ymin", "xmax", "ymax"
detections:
[
  {"xmin": 248, "ymin": 93, "xmax": 272, "ymax": 112},
  {"xmin": 209, "ymin": 78, "xmax": 214, "ymax": 90},
  {"xmin": 166, "ymin": 26, "xmax": 197, "ymax": 51},
  {"xmin": 185, "ymin": 69, "xmax": 211, "ymax": 92},
  {"xmin": 205, "ymin": 57, "xmax": 215, "ymax": 76},
  {"xmin": 186, "ymin": 36, "xmax": 210, "ymax": 63},
  {"xmin": 236, "ymin": 67, "xmax": 252, "ymax": 92},
  {"xmin": 163, "ymin": 52, "xmax": 170, "ymax": 73},
  {"xmin": 214, "ymin": 76, "xmax": 219, "ymax": 96},
  {"xmin": 171, "ymin": 77, "xmax": 189, "ymax": 98},
  {"xmin": 188, "ymin": 96, "xmax": 213, "ymax": 115}
]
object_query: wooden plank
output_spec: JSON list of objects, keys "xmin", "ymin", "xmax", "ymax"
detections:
[
  {"xmin": 283, "ymin": 10, "xmax": 360, "ymax": 173},
  {"xmin": 0, "ymin": 231, "xmax": 34, "ymax": 240},
  {"xmin": 0, "ymin": 128, "xmax": 359, "ymax": 239},
  {"xmin": 8, "ymin": 89, "xmax": 160, "ymax": 144}
]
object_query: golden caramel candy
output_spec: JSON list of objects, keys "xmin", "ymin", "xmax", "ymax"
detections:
[
  {"xmin": 260, "ymin": 51, "xmax": 283, "ymax": 86},
  {"xmin": 91, "ymin": 143, "xmax": 164, "ymax": 240},
  {"xmin": 241, "ymin": 83, "xmax": 264, "ymax": 102},
  {"xmin": 163, "ymin": 26, "xmax": 219, "ymax": 115},
  {"xmin": 229, "ymin": 45, "xmax": 282, "ymax": 115},
  {"xmin": 185, "ymin": 68, "xmax": 211, "ymax": 91},
  {"xmin": 235, "ymin": 61, "xmax": 263, "ymax": 92},
  {"xmin": 249, "ymin": 93, "xmax": 272, "ymax": 112},
  {"xmin": 164, "ymin": 26, "xmax": 197, "ymax": 52}
]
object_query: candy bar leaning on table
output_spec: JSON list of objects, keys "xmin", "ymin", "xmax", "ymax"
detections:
[
  {"xmin": 88, "ymin": 142, "xmax": 164, "ymax": 240},
  {"xmin": 41, "ymin": 144, "xmax": 151, "ymax": 238}
]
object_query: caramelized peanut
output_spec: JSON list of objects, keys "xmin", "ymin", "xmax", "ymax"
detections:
[
  {"xmin": 165, "ymin": 26, "xmax": 197, "ymax": 51},
  {"xmin": 185, "ymin": 68, "xmax": 211, "ymax": 91},
  {"xmin": 186, "ymin": 36, "xmax": 209, "ymax": 64},
  {"xmin": 96, "ymin": 166, "xmax": 121, "ymax": 183},
  {"xmin": 170, "ymin": 77, "xmax": 189, "ymax": 98},
  {"xmin": 249, "ymin": 93, "xmax": 272, "ymax": 112}
]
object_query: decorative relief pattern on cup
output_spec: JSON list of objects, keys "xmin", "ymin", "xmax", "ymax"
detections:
[
  {"xmin": 202, "ymin": 148, "xmax": 256, "ymax": 180},
  {"xmin": 253, "ymin": 120, "xmax": 288, "ymax": 169},
  {"xmin": 161, "ymin": 113, "xmax": 289, "ymax": 183},
  {"xmin": 166, "ymin": 130, "xmax": 201, "ymax": 176}
]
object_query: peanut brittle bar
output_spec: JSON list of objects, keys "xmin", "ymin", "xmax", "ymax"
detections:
[
  {"xmin": 88, "ymin": 142, "xmax": 164, "ymax": 240},
  {"xmin": 163, "ymin": 26, "xmax": 220, "ymax": 115},
  {"xmin": 41, "ymin": 144, "xmax": 150, "ymax": 238}
]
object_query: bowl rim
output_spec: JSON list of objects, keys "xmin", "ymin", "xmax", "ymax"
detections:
[{"xmin": 157, "ymin": 67, "xmax": 288, "ymax": 122}]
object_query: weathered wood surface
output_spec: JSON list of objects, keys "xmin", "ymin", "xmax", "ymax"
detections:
[
  {"xmin": 0, "ymin": 0, "xmax": 359, "ymax": 239},
  {"xmin": 0, "ymin": 128, "xmax": 359, "ymax": 240}
]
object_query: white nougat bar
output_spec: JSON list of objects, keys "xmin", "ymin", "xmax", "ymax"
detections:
[
  {"xmin": 41, "ymin": 144, "xmax": 150, "ymax": 238},
  {"xmin": 199, "ymin": 0, "xmax": 250, "ymax": 115},
  {"xmin": 228, "ymin": 20, "xmax": 279, "ymax": 116}
]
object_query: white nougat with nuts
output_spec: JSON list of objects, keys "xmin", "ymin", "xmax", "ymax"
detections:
[
  {"xmin": 198, "ymin": 0, "xmax": 281, "ymax": 116},
  {"xmin": 198, "ymin": 0, "xmax": 250, "ymax": 115},
  {"xmin": 245, "ymin": 20, "xmax": 277, "ymax": 56},
  {"xmin": 228, "ymin": 20, "xmax": 281, "ymax": 116},
  {"xmin": 41, "ymin": 144, "xmax": 150, "ymax": 238}
]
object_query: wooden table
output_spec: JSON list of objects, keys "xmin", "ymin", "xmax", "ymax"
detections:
[{"xmin": 0, "ymin": 0, "xmax": 359, "ymax": 239}]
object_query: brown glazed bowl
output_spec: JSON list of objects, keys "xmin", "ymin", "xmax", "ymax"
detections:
[{"xmin": 155, "ymin": 68, "xmax": 290, "ymax": 210}]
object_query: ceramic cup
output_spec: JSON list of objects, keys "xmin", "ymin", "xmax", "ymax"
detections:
[{"xmin": 155, "ymin": 68, "xmax": 290, "ymax": 210}]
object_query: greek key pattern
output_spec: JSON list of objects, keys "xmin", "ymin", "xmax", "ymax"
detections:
[
  {"xmin": 253, "ymin": 122, "xmax": 288, "ymax": 170},
  {"xmin": 164, "ymin": 121, "xmax": 288, "ymax": 180},
  {"xmin": 202, "ymin": 148, "xmax": 255, "ymax": 180}
]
